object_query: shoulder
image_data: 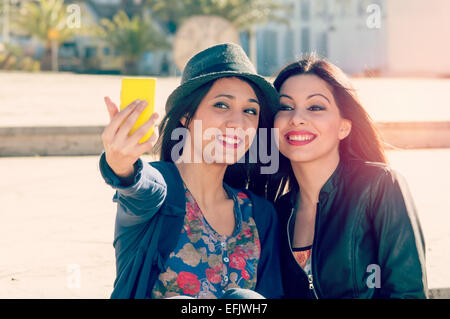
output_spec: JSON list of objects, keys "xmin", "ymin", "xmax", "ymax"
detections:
[
  {"xmin": 147, "ymin": 160, "xmax": 181, "ymax": 184},
  {"xmin": 345, "ymin": 160, "xmax": 404, "ymax": 189},
  {"xmin": 346, "ymin": 160, "xmax": 414, "ymax": 213},
  {"xmin": 238, "ymin": 188, "xmax": 278, "ymax": 225}
]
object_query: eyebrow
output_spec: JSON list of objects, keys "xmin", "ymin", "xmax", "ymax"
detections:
[
  {"xmin": 280, "ymin": 93, "xmax": 331, "ymax": 103},
  {"xmin": 214, "ymin": 94, "xmax": 259, "ymax": 105},
  {"xmin": 307, "ymin": 93, "xmax": 330, "ymax": 103}
]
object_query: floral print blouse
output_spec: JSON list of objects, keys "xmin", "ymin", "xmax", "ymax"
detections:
[{"xmin": 151, "ymin": 183, "xmax": 261, "ymax": 299}]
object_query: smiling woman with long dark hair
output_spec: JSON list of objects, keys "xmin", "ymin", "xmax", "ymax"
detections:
[
  {"xmin": 268, "ymin": 55, "xmax": 428, "ymax": 299},
  {"xmin": 99, "ymin": 43, "xmax": 283, "ymax": 299}
]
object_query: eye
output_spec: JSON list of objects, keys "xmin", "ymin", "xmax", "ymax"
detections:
[
  {"xmin": 213, "ymin": 102, "xmax": 229, "ymax": 109},
  {"xmin": 308, "ymin": 105, "xmax": 326, "ymax": 111},
  {"xmin": 278, "ymin": 104, "xmax": 294, "ymax": 111},
  {"xmin": 244, "ymin": 107, "xmax": 258, "ymax": 116}
]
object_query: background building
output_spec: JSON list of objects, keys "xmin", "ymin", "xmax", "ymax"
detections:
[{"xmin": 254, "ymin": 0, "xmax": 450, "ymax": 77}]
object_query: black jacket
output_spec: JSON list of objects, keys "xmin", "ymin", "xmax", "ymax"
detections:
[{"xmin": 275, "ymin": 159, "xmax": 428, "ymax": 299}]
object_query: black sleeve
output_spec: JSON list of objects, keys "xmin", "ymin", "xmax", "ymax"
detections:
[{"xmin": 369, "ymin": 169, "xmax": 428, "ymax": 298}]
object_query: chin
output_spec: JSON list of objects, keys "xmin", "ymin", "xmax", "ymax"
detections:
[{"xmin": 284, "ymin": 154, "xmax": 318, "ymax": 164}]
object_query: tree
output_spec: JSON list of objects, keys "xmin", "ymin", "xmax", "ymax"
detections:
[
  {"xmin": 95, "ymin": 10, "xmax": 168, "ymax": 75},
  {"xmin": 145, "ymin": 0, "xmax": 288, "ymax": 68},
  {"xmin": 13, "ymin": 0, "xmax": 77, "ymax": 71},
  {"xmin": 145, "ymin": 0, "xmax": 286, "ymax": 34}
]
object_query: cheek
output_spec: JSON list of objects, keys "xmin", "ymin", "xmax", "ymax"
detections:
[
  {"xmin": 314, "ymin": 121, "xmax": 343, "ymax": 153},
  {"xmin": 274, "ymin": 113, "xmax": 287, "ymax": 130}
]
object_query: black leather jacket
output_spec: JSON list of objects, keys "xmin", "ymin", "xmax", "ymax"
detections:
[{"xmin": 275, "ymin": 159, "xmax": 428, "ymax": 299}]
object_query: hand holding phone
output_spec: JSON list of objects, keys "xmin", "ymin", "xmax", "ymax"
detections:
[
  {"xmin": 120, "ymin": 78, "xmax": 156, "ymax": 143},
  {"xmin": 101, "ymin": 78, "xmax": 159, "ymax": 178}
]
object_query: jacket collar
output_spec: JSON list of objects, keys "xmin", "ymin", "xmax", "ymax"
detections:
[{"xmin": 288, "ymin": 159, "xmax": 346, "ymax": 207}]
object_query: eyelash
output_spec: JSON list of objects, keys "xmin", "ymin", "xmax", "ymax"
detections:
[
  {"xmin": 308, "ymin": 105, "xmax": 326, "ymax": 111},
  {"xmin": 278, "ymin": 104, "xmax": 326, "ymax": 111},
  {"xmin": 213, "ymin": 102, "xmax": 258, "ymax": 116}
]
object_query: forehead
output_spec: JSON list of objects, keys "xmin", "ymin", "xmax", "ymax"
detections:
[
  {"xmin": 280, "ymin": 74, "xmax": 333, "ymax": 98},
  {"xmin": 208, "ymin": 77, "xmax": 257, "ymax": 97}
]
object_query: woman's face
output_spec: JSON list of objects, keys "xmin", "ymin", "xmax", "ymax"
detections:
[
  {"xmin": 274, "ymin": 74, "xmax": 351, "ymax": 164},
  {"xmin": 182, "ymin": 77, "xmax": 260, "ymax": 164}
]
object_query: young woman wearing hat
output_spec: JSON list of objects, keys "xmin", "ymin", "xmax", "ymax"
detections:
[
  {"xmin": 99, "ymin": 43, "xmax": 283, "ymax": 299},
  {"xmin": 267, "ymin": 56, "xmax": 428, "ymax": 298}
]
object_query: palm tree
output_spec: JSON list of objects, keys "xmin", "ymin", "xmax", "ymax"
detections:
[
  {"xmin": 145, "ymin": 0, "xmax": 288, "ymax": 67},
  {"xmin": 13, "ymin": 0, "xmax": 77, "ymax": 71},
  {"xmin": 146, "ymin": 0, "xmax": 285, "ymax": 33},
  {"xmin": 95, "ymin": 10, "xmax": 168, "ymax": 75}
]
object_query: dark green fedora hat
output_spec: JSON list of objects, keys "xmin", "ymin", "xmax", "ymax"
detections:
[{"xmin": 165, "ymin": 43, "xmax": 279, "ymax": 115}]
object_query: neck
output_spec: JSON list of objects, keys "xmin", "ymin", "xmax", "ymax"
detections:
[
  {"xmin": 291, "ymin": 151, "xmax": 340, "ymax": 205},
  {"xmin": 175, "ymin": 161, "xmax": 229, "ymax": 206}
]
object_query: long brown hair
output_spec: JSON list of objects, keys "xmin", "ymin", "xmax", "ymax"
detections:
[
  {"xmin": 267, "ymin": 55, "xmax": 387, "ymax": 202},
  {"xmin": 153, "ymin": 76, "xmax": 275, "ymax": 197}
]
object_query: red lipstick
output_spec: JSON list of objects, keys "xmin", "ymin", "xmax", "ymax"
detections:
[{"xmin": 284, "ymin": 131, "xmax": 317, "ymax": 146}]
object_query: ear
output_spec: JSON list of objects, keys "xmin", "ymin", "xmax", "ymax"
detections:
[
  {"xmin": 180, "ymin": 116, "xmax": 187, "ymax": 127},
  {"xmin": 338, "ymin": 118, "xmax": 352, "ymax": 140}
]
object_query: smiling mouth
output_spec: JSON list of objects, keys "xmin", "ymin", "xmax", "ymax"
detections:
[
  {"xmin": 285, "ymin": 132, "xmax": 317, "ymax": 145},
  {"xmin": 217, "ymin": 135, "xmax": 243, "ymax": 148}
]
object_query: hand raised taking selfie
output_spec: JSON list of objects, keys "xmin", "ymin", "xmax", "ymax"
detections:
[{"xmin": 101, "ymin": 96, "xmax": 159, "ymax": 178}]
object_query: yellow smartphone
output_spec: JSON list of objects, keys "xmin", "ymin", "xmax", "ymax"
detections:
[{"xmin": 120, "ymin": 78, "xmax": 156, "ymax": 143}]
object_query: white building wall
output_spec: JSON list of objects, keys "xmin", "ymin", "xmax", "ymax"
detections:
[
  {"xmin": 326, "ymin": 0, "xmax": 387, "ymax": 75},
  {"xmin": 255, "ymin": 0, "xmax": 388, "ymax": 76}
]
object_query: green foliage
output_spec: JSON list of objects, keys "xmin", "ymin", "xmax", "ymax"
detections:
[
  {"xmin": 145, "ymin": 0, "xmax": 288, "ymax": 34},
  {"xmin": 95, "ymin": 10, "xmax": 168, "ymax": 62},
  {"xmin": 0, "ymin": 43, "xmax": 40, "ymax": 71},
  {"xmin": 13, "ymin": 0, "xmax": 76, "ymax": 45}
]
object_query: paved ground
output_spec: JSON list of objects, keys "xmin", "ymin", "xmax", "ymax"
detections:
[
  {"xmin": 1, "ymin": 72, "xmax": 450, "ymax": 128},
  {"xmin": 0, "ymin": 72, "xmax": 449, "ymax": 298},
  {"xmin": 0, "ymin": 149, "xmax": 449, "ymax": 298}
]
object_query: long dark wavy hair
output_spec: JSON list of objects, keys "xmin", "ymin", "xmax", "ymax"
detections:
[
  {"xmin": 266, "ymin": 55, "xmax": 388, "ymax": 202},
  {"xmin": 152, "ymin": 76, "xmax": 275, "ymax": 197}
]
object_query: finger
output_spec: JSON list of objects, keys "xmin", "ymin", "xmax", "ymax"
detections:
[
  {"xmin": 136, "ymin": 126, "xmax": 159, "ymax": 155},
  {"xmin": 104, "ymin": 96, "xmax": 119, "ymax": 121},
  {"xmin": 127, "ymin": 112, "xmax": 159, "ymax": 146},
  {"xmin": 104, "ymin": 99, "xmax": 141, "ymax": 139},
  {"xmin": 116, "ymin": 100, "xmax": 149, "ymax": 141}
]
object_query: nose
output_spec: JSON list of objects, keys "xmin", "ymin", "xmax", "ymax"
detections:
[
  {"xmin": 290, "ymin": 108, "xmax": 307, "ymax": 126},
  {"xmin": 225, "ymin": 110, "xmax": 245, "ymax": 129}
]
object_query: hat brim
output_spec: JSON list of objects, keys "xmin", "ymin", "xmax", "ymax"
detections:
[{"xmin": 165, "ymin": 71, "xmax": 279, "ymax": 115}]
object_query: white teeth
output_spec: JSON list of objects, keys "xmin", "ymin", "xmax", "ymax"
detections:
[
  {"xmin": 288, "ymin": 135, "xmax": 314, "ymax": 141},
  {"xmin": 217, "ymin": 136, "xmax": 239, "ymax": 144}
]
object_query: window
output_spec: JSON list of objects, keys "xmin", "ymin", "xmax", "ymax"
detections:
[
  {"xmin": 259, "ymin": 29, "xmax": 279, "ymax": 76},
  {"xmin": 284, "ymin": 29, "xmax": 295, "ymax": 62},
  {"xmin": 300, "ymin": 0, "xmax": 310, "ymax": 21},
  {"xmin": 301, "ymin": 27, "xmax": 310, "ymax": 53},
  {"xmin": 85, "ymin": 47, "xmax": 97, "ymax": 58},
  {"xmin": 316, "ymin": 32, "xmax": 328, "ymax": 58}
]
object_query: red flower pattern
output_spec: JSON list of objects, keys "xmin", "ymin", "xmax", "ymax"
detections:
[
  {"xmin": 177, "ymin": 271, "xmax": 201, "ymax": 295},
  {"xmin": 237, "ymin": 192, "xmax": 248, "ymax": 199},
  {"xmin": 230, "ymin": 248, "xmax": 249, "ymax": 270},
  {"xmin": 241, "ymin": 269, "xmax": 250, "ymax": 280},
  {"xmin": 206, "ymin": 265, "xmax": 222, "ymax": 284}
]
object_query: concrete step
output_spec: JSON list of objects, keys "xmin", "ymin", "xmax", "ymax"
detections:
[{"xmin": 1, "ymin": 121, "xmax": 449, "ymax": 157}]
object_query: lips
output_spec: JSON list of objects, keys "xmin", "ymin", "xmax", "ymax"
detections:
[
  {"xmin": 284, "ymin": 130, "xmax": 317, "ymax": 146},
  {"xmin": 216, "ymin": 134, "xmax": 243, "ymax": 149}
]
